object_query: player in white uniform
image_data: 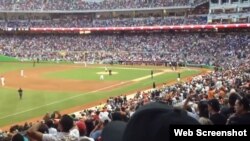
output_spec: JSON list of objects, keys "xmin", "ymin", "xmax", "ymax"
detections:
[
  {"xmin": 105, "ymin": 66, "xmax": 108, "ymax": 72},
  {"xmin": 100, "ymin": 75, "xmax": 104, "ymax": 80},
  {"xmin": 1, "ymin": 76, "xmax": 5, "ymax": 86},
  {"xmin": 21, "ymin": 70, "xmax": 24, "ymax": 77}
]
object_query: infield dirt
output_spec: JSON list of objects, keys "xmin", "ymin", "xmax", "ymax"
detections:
[{"xmin": 0, "ymin": 65, "xmax": 209, "ymax": 130}]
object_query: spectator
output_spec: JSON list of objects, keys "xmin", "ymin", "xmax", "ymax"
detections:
[{"xmin": 27, "ymin": 114, "xmax": 78, "ymax": 141}]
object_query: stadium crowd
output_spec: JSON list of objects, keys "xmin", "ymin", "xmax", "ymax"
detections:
[
  {"xmin": 2, "ymin": 16, "xmax": 207, "ymax": 29},
  {"xmin": 0, "ymin": 0, "xmax": 203, "ymax": 11},
  {"xmin": 0, "ymin": 31, "xmax": 249, "ymax": 140},
  {"xmin": 0, "ymin": 32, "xmax": 249, "ymax": 67},
  {"xmin": 9, "ymin": 16, "xmax": 207, "ymax": 28},
  {"xmin": 0, "ymin": 0, "xmax": 250, "ymax": 141},
  {"xmin": 0, "ymin": 15, "xmax": 207, "ymax": 29}
]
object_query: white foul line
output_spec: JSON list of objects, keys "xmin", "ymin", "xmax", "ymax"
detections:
[
  {"xmin": 0, "ymin": 68, "xmax": 171, "ymax": 120},
  {"xmin": 0, "ymin": 81, "xmax": 131, "ymax": 120}
]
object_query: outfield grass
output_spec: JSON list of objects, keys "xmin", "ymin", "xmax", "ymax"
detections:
[
  {"xmin": 0, "ymin": 62, "xmax": 54, "ymax": 74},
  {"xmin": 0, "ymin": 62, "xmax": 200, "ymax": 127},
  {"xmin": 44, "ymin": 67, "xmax": 156, "ymax": 81},
  {"xmin": 0, "ymin": 55, "xmax": 19, "ymax": 62}
]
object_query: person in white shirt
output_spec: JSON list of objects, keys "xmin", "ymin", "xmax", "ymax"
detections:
[
  {"xmin": 45, "ymin": 119, "xmax": 57, "ymax": 135},
  {"xmin": 27, "ymin": 114, "xmax": 79, "ymax": 141}
]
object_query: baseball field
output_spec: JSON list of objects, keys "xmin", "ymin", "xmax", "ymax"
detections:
[{"xmin": 0, "ymin": 55, "xmax": 205, "ymax": 129}]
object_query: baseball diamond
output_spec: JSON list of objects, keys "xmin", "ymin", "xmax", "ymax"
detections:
[{"xmin": 0, "ymin": 61, "xmax": 203, "ymax": 129}]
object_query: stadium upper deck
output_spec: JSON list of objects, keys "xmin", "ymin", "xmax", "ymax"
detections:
[
  {"xmin": 0, "ymin": 0, "xmax": 206, "ymax": 11},
  {"xmin": 0, "ymin": 0, "xmax": 249, "ymax": 29}
]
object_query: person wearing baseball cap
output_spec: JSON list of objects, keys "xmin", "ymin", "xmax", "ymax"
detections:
[{"xmin": 101, "ymin": 102, "xmax": 199, "ymax": 141}]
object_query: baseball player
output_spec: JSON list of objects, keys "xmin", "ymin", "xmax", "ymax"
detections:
[
  {"xmin": 177, "ymin": 72, "xmax": 181, "ymax": 82},
  {"xmin": 1, "ymin": 76, "xmax": 5, "ymax": 86},
  {"xmin": 105, "ymin": 66, "xmax": 108, "ymax": 72},
  {"xmin": 21, "ymin": 70, "xmax": 24, "ymax": 77},
  {"xmin": 100, "ymin": 74, "xmax": 104, "ymax": 80}
]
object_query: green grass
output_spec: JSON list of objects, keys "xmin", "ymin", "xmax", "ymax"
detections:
[
  {"xmin": 106, "ymin": 70, "xmax": 199, "ymax": 94},
  {"xmin": 44, "ymin": 67, "xmax": 155, "ymax": 81},
  {"xmin": 0, "ymin": 62, "xmax": 54, "ymax": 74},
  {"xmin": 0, "ymin": 62, "xmax": 200, "ymax": 127},
  {"xmin": 0, "ymin": 55, "xmax": 19, "ymax": 62}
]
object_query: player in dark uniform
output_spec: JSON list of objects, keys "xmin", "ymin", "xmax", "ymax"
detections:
[
  {"xmin": 177, "ymin": 72, "xmax": 181, "ymax": 82},
  {"xmin": 18, "ymin": 88, "xmax": 23, "ymax": 100},
  {"xmin": 153, "ymin": 81, "xmax": 156, "ymax": 89},
  {"xmin": 109, "ymin": 69, "xmax": 112, "ymax": 75},
  {"xmin": 151, "ymin": 70, "xmax": 154, "ymax": 79}
]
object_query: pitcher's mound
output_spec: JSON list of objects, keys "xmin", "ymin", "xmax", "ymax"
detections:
[{"xmin": 96, "ymin": 72, "xmax": 118, "ymax": 75}]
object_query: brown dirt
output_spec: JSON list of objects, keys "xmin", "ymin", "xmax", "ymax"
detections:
[
  {"xmin": 0, "ymin": 65, "xmax": 209, "ymax": 131},
  {"xmin": 4, "ymin": 65, "xmax": 125, "ymax": 92}
]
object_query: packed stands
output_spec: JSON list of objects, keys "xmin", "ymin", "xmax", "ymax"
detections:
[
  {"xmin": 2, "ymin": 16, "xmax": 207, "ymax": 28},
  {"xmin": 0, "ymin": 0, "xmax": 206, "ymax": 11},
  {"xmin": 0, "ymin": 32, "xmax": 249, "ymax": 67}
]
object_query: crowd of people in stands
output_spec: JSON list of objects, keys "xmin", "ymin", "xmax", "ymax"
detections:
[
  {"xmin": 0, "ymin": 0, "xmax": 249, "ymax": 29},
  {"xmin": 0, "ymin": 1, "xmax": 250, "ymax": 141},
  {"xmin": 0, "ymin": 0, "xmax": 203, "ymax": 11},
  {"xmin": 0, "ymin": 32, "xmax": 249, "ymax": 67},
  {"xmin": 3, "ymin": 16, "xmax": 207, "ymax": 28},
  {"xmin": 35, "ymin": 16, "xmax": 206, "ymax": 28},
  {"xmin": 0, "ymin": 49, "xmax": 249, "ymax": 141}
]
